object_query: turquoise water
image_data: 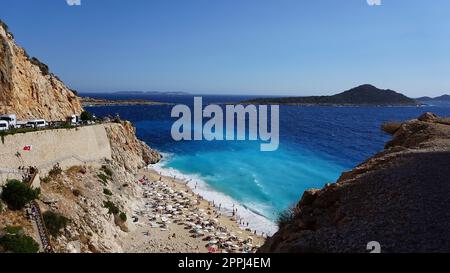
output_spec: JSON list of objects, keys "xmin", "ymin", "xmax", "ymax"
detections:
[{"xmin": 87, "ymin": 94, "xmax": 450, "ymax": 234}]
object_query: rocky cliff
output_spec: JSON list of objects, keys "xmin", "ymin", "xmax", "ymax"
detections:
[
  {"xmin": 0, "ymin": 20, "xmax": 82, "ymax": 120},
  {"xmin": 40, "ymin": 122, "xmax": 161, "ymax": 252},
  {"xmin": 260, "ymin": 113, "xmax": 450, "ymax": 253},
  {"xmin": 105, "ymin": 121, "xmax": 162, "ymax": 171}
]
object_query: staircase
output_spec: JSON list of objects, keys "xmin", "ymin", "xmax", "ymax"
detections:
[
  {"xmin": 26, "ymin": 168, "xmax": 54, "ymax": 253},
  {"xmin": 30, "ymin": 200, "xmax": 53, "ymax": 253}
]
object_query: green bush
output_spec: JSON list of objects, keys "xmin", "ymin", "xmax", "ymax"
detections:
[
  {"xmin": 103, "ymin": 201, "xmax": 120, "ymax": 215},
  {"xmin": 1, "ymin": 180, "xmax": 40, "ymax": 210},
  {"xmin": 276, "ymin": 206, "xmax": 298, "ymax": 229},
  {"xmin": 80, "ymin": 111, "xmax": 94, "ymax": 121},
  {"xmin": 101, "ymin": 165, "xmax": 113, "ymax": 177},
  {"xmin": 97, "ymin": 173, "xmax": 109, "ymax": 185},
  {"xmin": 43, "ymin": 211, "xmax": 69, "ymax": 237},
  {"xmin": 103, "ymin": 188, "xmax": 113, "ymax": 196},
  {"xmin": 48, "ymin": 165, "xmax": 62, "ymax": 178},
  {"xmin": 41, "ymin": 176, "xmax": 51, "ymax": 183},
  {"xmin": 0, "ymin": 234, "xmax": 39, "ymax": 253},
  {"xmin": 119, "ymin": 212, "xmax": 127, "ymax": 222},
  {"xmin": 3, "ymin": 226, "xmax": 23, "ymax": 235}
]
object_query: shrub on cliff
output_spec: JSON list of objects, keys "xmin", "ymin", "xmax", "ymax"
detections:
[
  {"xmin": 119, "ymin": 212, "xmax": 127, "ymax": 222},
  {"xmin": 0, "ymin": 19, "xmax": 14, "ymax": 38},
  {"xmin": 70, "ymin": 89, "xmax": 78, "ymax": 96},
  {"xmin": 101, "ymin": 165, "xmax": 113, "ymax": 177},
  {"xmin": 0, "ymin": 234, "xmax": 39, "ymax": 253},
  {"xmin": 48, "ymin": 165, "xmax": 62, "ymax": 178},
  {"xmin": 103, "ymin": 188, "xmax": 113, "ymax": 196},
  {"xmin": 97, "ymin": 173, "xmax": 109, "ymax": 185},
  {"xmin": 41, "ymin": 176, "xmax": 51, "ymax": 183},
  {"xmin": 1, "ymin": 180, "xmax": 40, "ymax": 210},
  {"xmin": 103, "ymin": 201, "xmax": 120, "ymax": 215},
  {"xmin": 43, "ymin": 211, "xmax": 69, "ymax": 237},
  {"xmin": 2, "ymin": 226, "xmax": 24, "ymax": 235},
  {"xmin": 80, "ymin": 111, "xmax": 94, "ymax": 121},
  {"xmin": 276, "ymin": 206, "xmax": 298, "ymax": 229},
  {"xmin": 30, "ymin": 57, "xmax": 50, "ymax": 76}
]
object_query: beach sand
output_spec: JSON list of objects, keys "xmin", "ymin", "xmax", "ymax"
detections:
[{"xmin": 122, "ymin": 167, "xmax": 266, "ymax": 253}]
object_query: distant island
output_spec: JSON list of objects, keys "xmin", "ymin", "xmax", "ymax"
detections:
[
  {"xmin": 417, "ymin": 95, "xmax": 450, "ymax": 104},
  {"xmin": 113, "ymin": 91, "xmax": 189, "ymax": 96},
  {"xmin": 81, "ymin": 97, "xmax": 171, "ymax": 107},
  {"xmin": 244, "ymin": 84, "xmax": 420, "ymax": 106}
]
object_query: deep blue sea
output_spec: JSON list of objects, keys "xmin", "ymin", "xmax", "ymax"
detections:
[{"xmin": 85, "ymin": 93, "xmax": 450, "ymax": 234}]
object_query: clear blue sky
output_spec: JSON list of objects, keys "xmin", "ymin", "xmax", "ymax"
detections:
[{"xmin": 1, "ymin": 0, "xmax": 449, "ymax": 96}]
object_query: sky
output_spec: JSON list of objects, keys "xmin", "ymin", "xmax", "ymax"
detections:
[{"xmin": 1, "ymin": 0, "xmax": 449, "ymax": 97}]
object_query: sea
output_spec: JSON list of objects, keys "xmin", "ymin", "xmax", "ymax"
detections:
[{"xmin": 85, "ymin": 93, "xmax": 450, "ymax": 235}]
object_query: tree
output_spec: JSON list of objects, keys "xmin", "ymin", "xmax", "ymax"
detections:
[
  {"xmin": 43, "ymin": 211, "xmax": 69, "ymax": 237},
  {"xmin": 0, "ymin": 234, "xmax": 39, "ymax": 253},
  {"xmin": 1, "ymin": 180, "xmax": 40, "ymax": 210},
  {"xmin": 80, "ymin": 111, "xmax": 94, "ymax": 121}
]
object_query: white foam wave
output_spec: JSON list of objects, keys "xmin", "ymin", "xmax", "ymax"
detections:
[{"xmin": 150, "ymin": 160, "xmax": 278, "ymax": 236}]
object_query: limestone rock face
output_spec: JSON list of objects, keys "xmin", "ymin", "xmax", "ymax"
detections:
[
  {"xmin": 259, "ymin": 113, "xmax": 450, "ymax": 253},
  {"xmin": 105, "ymin": 121, "xmax": 162, "ymax": 172},
  {"xmin": 0, "ymin": 23, "xmax": 82, "ymax": 120}
]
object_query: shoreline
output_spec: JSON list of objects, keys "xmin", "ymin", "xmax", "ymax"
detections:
[
  {"xmin": 81, "ymin": 97, "xmax": 172, "ymax": 107},
  {"xmin": 151, "ymin": 159, "xmax": 278, "ymax": 236},
  {"xmin": 122, "ymin": 166, "xmax": 267, "ymax": 253}
]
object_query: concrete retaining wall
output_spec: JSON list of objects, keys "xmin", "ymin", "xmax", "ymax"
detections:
[{"xmin": 0, "ymin": 125, "xmax": 112, "ymax": 185}]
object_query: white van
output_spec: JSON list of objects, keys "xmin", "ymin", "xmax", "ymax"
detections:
[
  {"xmin": 68, "ymin": 115, "xmax": 81, "ymax": 125},
  {"xmin": 0, "ymin": 114, "xmax": 16, "ymax": 128},
  {"xmin": 26, "ymin": 119, "xmax": 47, "ymax": 128},
  {"xmin": 15, "ymin": 121, "xmax": 27, "ymax": 129},
  {"xmin": 0, "ymin": 120, "xmax": 9, "ymax": 131}
]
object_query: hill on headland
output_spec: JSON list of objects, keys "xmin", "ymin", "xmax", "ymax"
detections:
[
  {"xmin": 417, "ymin": 94, "xmax": 450, "ymax": 104},
  {"xmin": 245, "ymin": 84, "xmax": 419, "ymax": 106},
  {"xmin": 113, "ymin": 91, "xmax": 189, "ymax": 96}
]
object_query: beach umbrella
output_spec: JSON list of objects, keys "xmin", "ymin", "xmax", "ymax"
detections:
[{"xmin": 207, "ymin": 245, "xmax": 218, "ymax": 253}]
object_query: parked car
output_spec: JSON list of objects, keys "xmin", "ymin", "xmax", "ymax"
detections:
[
  {"xmin": 0, "ymin": 120, "xmax": 9, "ymax": 131},
  {"xmin": 26, "ymin": 119, "xmax": 48, "ymax": 128}
]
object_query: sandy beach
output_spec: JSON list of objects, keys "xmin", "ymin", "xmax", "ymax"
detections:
[{"xmin": 122, "ymin": 167, "xmax": 266, "ymax": 253}]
